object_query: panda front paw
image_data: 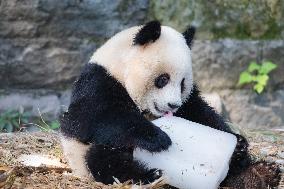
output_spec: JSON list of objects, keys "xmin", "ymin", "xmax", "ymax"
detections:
[
  {"xmin": 138, "ymin": 169, "xmax": 163, "ymax": 184},
  {"xmin": 232, "ymin": 134, "xmax": 250, "ymax": 168},
  {"xmin": 135, "ymin": 126, "xmax": 172, "ymax": 152},
  {"xmin": 235, "ymin": 134, "xmax": 249, "ymax": 157}
]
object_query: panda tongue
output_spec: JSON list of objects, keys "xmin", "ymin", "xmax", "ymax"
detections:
[{"xmin": 164, "ymin": 111, "xmax": 173, "ymax": 117}]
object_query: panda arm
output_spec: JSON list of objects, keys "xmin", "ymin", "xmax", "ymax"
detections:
[
  {"xmin": 95, "ymin": 111, "xmax": 172, "ymax": 152},
  {"xmin": 61, "ymin": 98, "xmax": 171, "ymax": 152},
  {"xmin": 175, "ymin": 84, "xmax": 232, "ymax": 133}
]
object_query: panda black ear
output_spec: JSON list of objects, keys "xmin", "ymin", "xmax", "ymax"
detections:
[
  {"xmin": 133, "ymin": 20, "xmax": 161, "ymax": 45},
  {"xmin": 183, "ymin": 26, "xmax": 196, "ymax": 49}
]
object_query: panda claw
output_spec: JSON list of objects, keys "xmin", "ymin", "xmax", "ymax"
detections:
[{"xmin": 139, "ymin": 169, "xmax": 163, "ymax": 184}]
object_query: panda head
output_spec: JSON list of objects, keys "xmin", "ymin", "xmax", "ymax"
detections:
[{"xmin": 91, "ymin": 21, "xmax": 195, "ymax": 117}]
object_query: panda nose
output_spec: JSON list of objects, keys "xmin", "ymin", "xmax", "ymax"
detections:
[{"xmin": 168, "ymin": 103, "xmax": 180, "ymax": 110}]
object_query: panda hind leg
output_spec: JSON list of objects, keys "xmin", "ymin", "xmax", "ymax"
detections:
[{"xmin": 86, "ymin": 144, "xmax": 162, "ymax": 184}]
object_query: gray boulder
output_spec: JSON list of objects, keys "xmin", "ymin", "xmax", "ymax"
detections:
[
  {"xmin": 220, "ymin": 89, "xmax": 284, "ymax": 129},
  {"xmin": 191, "ymin": 40, "xmax": 284, "ymax": 92}
]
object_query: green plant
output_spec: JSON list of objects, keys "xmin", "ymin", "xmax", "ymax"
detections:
[
  {"xmin": 238, "ymin": 61, "xmax": 277, "ymax": 93},
  {"xmin": 0, "ymin": 110, "xmax": 30, "ymax": 132},
  {"xmin": 49, "ymin": 120, "xmax": 60, "ymax": 130},
  {"xmin": 21, "ymin": 108, "xmax": 61, "ymax": 132},
  {"xmin": 31, "ymin": 116, "xmax": 60, "ymax": 132},
  {"xmin": 0, "ymin": 108, "xmax": 60, "ymax": 133}
]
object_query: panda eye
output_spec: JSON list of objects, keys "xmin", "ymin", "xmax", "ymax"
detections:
[
  {"xmin": 181, "ymin": 78, "xmax": 185, "ymax": 93},
  {"xmin": 155, "ymin": 73, "xmax": 170, "ymax": 88}
]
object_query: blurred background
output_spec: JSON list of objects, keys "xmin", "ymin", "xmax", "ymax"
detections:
[{"xmin": 0, "ymin": 0, "xmax": 283, "ymax": 132}]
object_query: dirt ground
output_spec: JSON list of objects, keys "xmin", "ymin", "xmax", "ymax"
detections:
[
  {"xmin": 0, "ymin": 129, "xmax": 283, "ymax": 189},
  {"xmin": 0, "ymin": 132, "xmax": 165, "ymax": 189}
]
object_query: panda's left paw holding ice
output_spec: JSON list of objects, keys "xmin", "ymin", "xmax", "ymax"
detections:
[{"xmin": 135, "ymin": 127, "xmax": 172, "ymax": 152}]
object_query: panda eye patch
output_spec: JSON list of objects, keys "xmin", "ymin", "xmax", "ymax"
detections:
[
  {"xmin": 155, "ymin": 73, "xmax": 170, "ymax": 88},
  {"xmin": 181, "ymin": 78, "xmax": 185, "ymax": 93}
]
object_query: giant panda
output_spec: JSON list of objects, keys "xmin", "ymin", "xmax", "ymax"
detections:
[{"xmin": 60, "ymin": 21, "xmax": 279, "ymax": 187}]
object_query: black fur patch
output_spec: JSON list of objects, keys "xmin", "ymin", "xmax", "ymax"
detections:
[
  {"xmin": 133, "ymin": 20, "xmax": 161, "ymax": 45},
  {"xmin": 86, "ymin": 144, "xmax": 162, "ymax": 184},
  {"xmin": 183, "ymin": 26, "xmax": 196, "ymax": 49}
]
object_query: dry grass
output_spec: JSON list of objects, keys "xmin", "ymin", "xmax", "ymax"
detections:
[
  {"xmin": 0, "ymin": 165, "xmax": 166, "ymax": 189},
  {"xmin": 0, "ymin": 131, "xmax": 283, "ymax": 189},
  {"xmin": 0, "ymin": 132, "xmax": 166, "ymax": 189}
]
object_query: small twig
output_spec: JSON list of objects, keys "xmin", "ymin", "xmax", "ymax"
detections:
[
  {"xmin": 37, "ymin": 108, "xmax": 51, "ymax": 129},
  {"xmin": 22, "ymin": 122, "xmax": 50, "ymax": 132}
]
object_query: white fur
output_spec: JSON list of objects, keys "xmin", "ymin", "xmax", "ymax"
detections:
[
  {"xmin": 60, "ymin": 136, "xmax": 91, "ymax": 178},
  {"xmin": 90, "ymin": 25, "xmax": 193, "ymax": 117}
]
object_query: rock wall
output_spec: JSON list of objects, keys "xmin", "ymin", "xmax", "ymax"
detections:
[
  {"xmin": 0, "ymin": 0, "xmax": 283, "ymax": 129},
  {"xmin": 192, "ymin": 40, "xmax": 284, "ymax": 91},
  {"xmin": 148, "ymin": 0, "xmax": 284, "ymax": 39},
  {"xmin": 0, "ymin": 0, "xmax": 147, "ymax": 89}
]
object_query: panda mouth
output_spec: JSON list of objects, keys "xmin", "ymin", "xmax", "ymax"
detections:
[
  {"xmin": 154, "ymin": 102, "xmax": 163, "ymax": 113},
  {"xmin": 154, "ymin": 102, "xmax": 172, "ymax": 116}
]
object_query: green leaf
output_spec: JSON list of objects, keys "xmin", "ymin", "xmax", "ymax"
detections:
[
  {"xmin": 238, "ymin": 71, "xmax": 253, "ymax": 85},
  {"xmin": 0, "ymin": 118, "xmax": 5, "ymax": 126},
  {"xmin": 21, "ymin": 117, "xmax": 29, "ymax": 123},
  {"xmin": 0, "ymin": 123, "xmax": 5, "ymax": 131},
  {"xmin": 251, "ymin": 75, "xmax": 257, "ymax": 82},
  {"xmin": 259, "ymin": 61, "xmax": 277, "ymax": 74},
  {"xmin": 255, "ymin": 75, "xmax": 269, "ymax": 86},
  {"xmin": 248, "ymin": 62, "xmax": 260, "ymax": 73},
  {"xmin": 11, "ymin": 119, "xmax": 20, "ymax": 129},
  {"xmin": 254, "ymin": 83, "xmax": 265, "ymax": 94},
  {"xmin": 22, "ymin": 112, "xmax": 31, "ymax": 117},
  {"xmin": 50, "ymin": 121, "xmax": 60, "ymax": 130},
  {"xmin": 9, "ymin": 112, "xmax": 19, "ymax": 118},
  {"xmin": 4, "ymin": 123, "xmax": 13, "ymax": 133}
]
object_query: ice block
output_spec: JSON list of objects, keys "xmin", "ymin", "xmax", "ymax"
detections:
[{"xmin": 133, "ymin": 116, "xmax": 237, "ymax": 189}]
